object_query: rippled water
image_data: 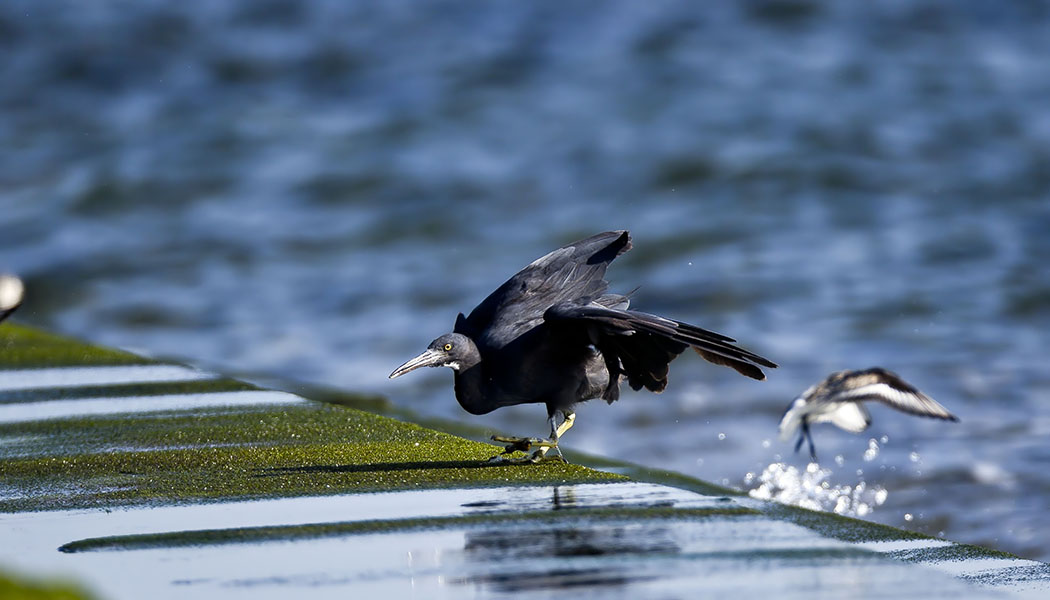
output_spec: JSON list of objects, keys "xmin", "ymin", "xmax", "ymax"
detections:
[{"xmin": 2, "ymin": 1, "xmax": 1049, "ymax": 561}]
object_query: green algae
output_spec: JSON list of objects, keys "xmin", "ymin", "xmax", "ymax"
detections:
[
  {"xmin": 1, "ymin": 404, "xmax": 380, "ymax": 455},
  {"xmin": 0, "ymin": 321, "xmax": 624, "ymax": 513},
  {"xmin": 607, "ymin": 462, "xmax": 744, "ymax": 497},
  {"xmin": 959, "ymin": 563, "xmax": 1050, "ymax": 585},
  {"xmin": 58, "ymin": 506, "xmax": 759, "ymax": 553},
  {"xmin": 0, "ymin": 402, "xmax": 624, "ymax": 512},
  {"xmin": 764, "ymin": 502, "xmax": 930, "ymax": 544},
  {"xmin": 891, "ymin": 543, "xmax": 1024, "ymax": 563},
  {"xmin": 258, "ymin": 370, "xmax": 747, "ymax": 498},
  {"xmin": 0, "ymin": 324, "xmax": 149, "ymax": 368},
  {"xmin": 0, "ymin": 569, "xmax": 95, "ymax": 600}
]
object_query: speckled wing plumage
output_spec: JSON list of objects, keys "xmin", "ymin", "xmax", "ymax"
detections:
[{"xmin": 821, "ymin": 368, "xmax": 958, "ymax": 421}]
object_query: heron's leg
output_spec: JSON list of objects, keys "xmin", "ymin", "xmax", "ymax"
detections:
[
  {"xmin": 555, "ymin": 410, "xmax": 576, "ymax": 439},
  {"xmin": 529, "ymin": 410, "xmax": 575, "ymax": 463},
  {"xmin": 486, "ymin": 410, "xmax": 573, "ymax": 464}
]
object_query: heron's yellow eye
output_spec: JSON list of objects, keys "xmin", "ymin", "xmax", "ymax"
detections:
[{"xmin": 444, "ymin": 343, "xmax": 453, "ymax": 351}]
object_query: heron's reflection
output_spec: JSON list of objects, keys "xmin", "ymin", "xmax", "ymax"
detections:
[{"xmin": 459, "ymin": 486, "xmax": 680, "ymax": 592}]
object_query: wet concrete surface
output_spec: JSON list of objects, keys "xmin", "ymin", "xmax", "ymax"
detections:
[{"xmin": 1, "ymin": 326, "xmax": 1047, "ymax": 599}]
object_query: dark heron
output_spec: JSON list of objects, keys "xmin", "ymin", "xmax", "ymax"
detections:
[
  {"xmin": 0, "ymin": 275, "xmax": 23, "ymax": 323},
  {"xmin": 779, "ymin": 367, "xmax": 959, "ymax": 461},
  {"xmin": 389, "ymin": 230, "xmax": 777, "ymax": 462}
]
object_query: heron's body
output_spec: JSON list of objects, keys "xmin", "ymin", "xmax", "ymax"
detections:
[
  {"xmin": 779, "ymin": 367, "xmax": 959, "ymax": 461},
  {"xmin": 391, "ymin": 230, "xmax": 777, "ymax": 461}
]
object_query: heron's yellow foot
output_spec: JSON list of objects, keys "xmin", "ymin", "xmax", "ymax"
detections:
[{"xmin": 487, "ymin": 435, "xmax": 564, "ymax": 464}]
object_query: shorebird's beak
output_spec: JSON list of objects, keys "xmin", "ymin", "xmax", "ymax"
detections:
[{"xmin": 389, "ymin": 349, "xmax": 446, "ymax": 379}]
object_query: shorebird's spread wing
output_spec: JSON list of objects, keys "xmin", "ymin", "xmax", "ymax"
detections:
[{"xmin": 830, "ymin": 368, "xmax": 958, "ymax": 422}]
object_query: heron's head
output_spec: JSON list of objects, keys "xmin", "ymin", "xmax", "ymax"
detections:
[{"xmin": 389, "ymin": 333, "xmax": 478, "ymax": 379}]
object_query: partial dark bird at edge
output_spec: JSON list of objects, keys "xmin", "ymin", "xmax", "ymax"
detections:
[{"xmin": 0, "ymin": 275, "xmax": 23, "ymax": 324}]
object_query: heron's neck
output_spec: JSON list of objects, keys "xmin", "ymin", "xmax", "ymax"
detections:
[{"xmin": 453, "ymin": 359, "xmax": 494, "ymax": 415}]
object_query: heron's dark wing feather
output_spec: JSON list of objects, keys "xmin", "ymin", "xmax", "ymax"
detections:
[
  {"xmin": 459, "ymin": 231, "xmax": 632, "ymax": 349},
  {"xmin": 545, "ymin": 302, "xmax": 777, "ymax": 391}
]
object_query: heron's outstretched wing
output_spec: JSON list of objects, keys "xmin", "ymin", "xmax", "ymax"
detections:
[
  {"xmin": 458, "ymin": 231, "xmax": 632, "ymax": 349},
  {"xmin": 828, "ymin": 368, "xmax": 958, "ymax": 421},
  {"xmin": 545, "ymin": 301, "xmax": 777, "ymax": 397}
]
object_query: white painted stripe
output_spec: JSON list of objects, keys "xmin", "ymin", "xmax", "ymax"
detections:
[
  {"xmin": 0, "ymin": 391, "xmax": 304, "ymax": 424},
  {"xmin": 856, "ymin": 538, "xmax": 955, "ymax": 553},
  {"xmin": 0, "ymin": 365, "xmax": 217, "ymax": 392}
]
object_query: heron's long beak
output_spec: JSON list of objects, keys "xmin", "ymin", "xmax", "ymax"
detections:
[{"xmin": 389, "ymin": 349, "xmax": 445, "ymax": 379}]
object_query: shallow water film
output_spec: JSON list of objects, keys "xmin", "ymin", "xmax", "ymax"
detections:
[{"xmin": 2, "ymin": 0, "xmax": 1049, "ymax": 562}]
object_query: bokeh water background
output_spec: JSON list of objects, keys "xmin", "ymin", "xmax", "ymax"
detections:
[{"xmin": 2, "ymin": 0, "xmax": 1048, "ymax": 561}]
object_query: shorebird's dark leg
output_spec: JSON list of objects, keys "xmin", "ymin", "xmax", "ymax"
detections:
[
  {"xmin": 803, "ymin": 422, "xmax": 818, "ymax": 462},
  {"xmin": 793, "ymin": 421, "xmax": 818, "ymax": 462}
]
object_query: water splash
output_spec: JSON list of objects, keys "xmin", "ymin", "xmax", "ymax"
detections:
[
  {"xmin": 746, "ymin": 461, "xmax": 888, "ymax": 518},
  {"xmin": 862, "ymin": 438, "xmax": 880, "ymax": 462}
]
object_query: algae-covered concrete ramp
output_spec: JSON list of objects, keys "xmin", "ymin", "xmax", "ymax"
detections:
[{"xmin": 1, "ymin": 324, "xmax": 1046, "ymax": 599}]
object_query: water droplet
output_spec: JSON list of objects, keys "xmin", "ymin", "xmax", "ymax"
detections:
[
  {"xmin": 863, "ymin": 438, "xmax": 880, "ymax": 462},
  {"xmin": 761, "ymin": 439, "xmax": 771, "ymax": 449},
  {"xmin": 880, "ymin": 435, "xmax": 889, "ymax": 444},
  {"xmin": 904, "ymin": 513, "xmax": 914, "ymax": 522},
  {"xmin": 834, "ymin": 454, "xmax": 844, "ymax": 466},
  {"xmin": 717, "ymin": 432, "xmax": 726, "ymax": 441},
  {"xmin": 909, "ymin": 451, "xmax": 920, "ymax": 463},
  {"xmin": 874, "ymin": 489, "xmax": 888, "ymax": 505},
  {"xmin": 695, "ymin": 458, "xmax": 704, "ymax": 466}
]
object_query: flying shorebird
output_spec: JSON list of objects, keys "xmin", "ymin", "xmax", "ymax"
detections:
[
  {"xmin": 389, "ymin": 230, "xmax": 777, "ymax": 462},
  {"xmin": 779, "ymin": 367, "xmax": 959, "ymax": 461}
]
